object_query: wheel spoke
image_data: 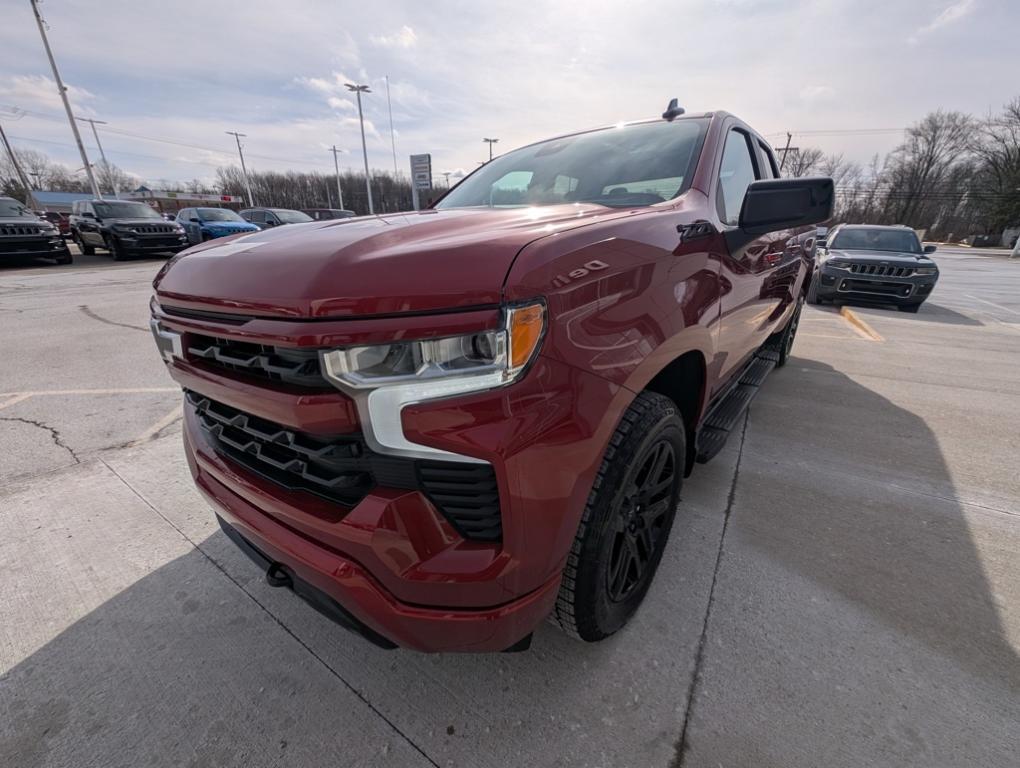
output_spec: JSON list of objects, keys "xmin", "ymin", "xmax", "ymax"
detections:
[{"xmin": 643, "ymin": 498, "xmax": 671, "ymax": 523}]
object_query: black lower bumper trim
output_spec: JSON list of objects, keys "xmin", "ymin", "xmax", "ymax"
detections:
[{"xmin": 216, "ymin": 515, "xmax": 397, "ymax": 649}]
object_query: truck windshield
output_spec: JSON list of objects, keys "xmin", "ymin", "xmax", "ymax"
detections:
[
  {"xmin": 197, "ymin": 208, "xmax": 244, "ymax": 222},
  {"xmin": 93, "ymin": 201, "xmax": 162, "ymax": 219},
  {"xmin": 435, "ymin": 118, "xmax": 709, "ymax": 210},
  {"xmin": 830, "ymin": 228, "xmax": 922, "ymax": 254}
]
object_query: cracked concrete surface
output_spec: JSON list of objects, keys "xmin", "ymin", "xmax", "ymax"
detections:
[{"xmin": 0, "ymin": 416, "xmax": 80, "ymax": 464}]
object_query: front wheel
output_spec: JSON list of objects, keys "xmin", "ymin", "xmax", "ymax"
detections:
[
  {"xmin": 553, "ymin": 391, "xmax": 684, "ymax": 642},
  {"xmin": 775, "ymin": 297, "xmax": 804, "ymax": 368},
  {"xmin": 105, "ymin": 235, "xmax": 128, "ymax": 261},
  {"xmin": 55, "ymin": 248, "xmax": 73, "ymax": 265},
  {"xmin": 75, "ymin": 233, "xmax": 95, "ymax": 256},
  {"xmin": 898, "ymin": 302, "xmax": 922, "ymax": 314},
  {"xmin": 806, "ymin": 272, "xmax": 823, "ymax": 304}
]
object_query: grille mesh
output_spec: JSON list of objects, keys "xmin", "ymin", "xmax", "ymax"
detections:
[
  {"xmin": 849, "ymin": 263, "xmax": 915, "ymax": 277},
  {"xmin": 187, "ymin": 333, "xmax": 330, "ymax": 388}
]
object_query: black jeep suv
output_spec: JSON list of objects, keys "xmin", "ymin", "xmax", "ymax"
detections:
[
  {"xmin": 69, "ymin": 199, "xmax": 188, "ymax": 260},
  {"xmin": 0, "ymin": 196, "xmax": 72, "ymax": 265},
  {"xmin": 808, "ymin": 224, "xmax": 939, "ymax": 313}
]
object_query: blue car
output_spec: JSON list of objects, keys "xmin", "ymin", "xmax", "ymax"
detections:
[{"xmin": 177, "ymin": 207, "xmax": 259, "ymax": 244}]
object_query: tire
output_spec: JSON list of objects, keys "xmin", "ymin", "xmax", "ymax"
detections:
[
  {"xmin": 75, "ymin": 233, "xmax": 95, "ymax": 256},
  {"xmin": 898, "ymin": 302, "xmax": 922, "ymax": 314},
  {"xmin": 806, "ymin": 272, "xmax": 822, "ymax": 304},
  {"xmin": 105, "ymin": 235, "xmax": 128, "ymax": 261},
  {"xmin": 553, "ymin": 391, "xmax": 685, "ymax": 642},
  {"xmin": 775, "ymin": 297, "xmax": 804, "ymax": 368},
  {"xmin": 55, "ymin": 248, "xmax": 73, "ymax": 265}
]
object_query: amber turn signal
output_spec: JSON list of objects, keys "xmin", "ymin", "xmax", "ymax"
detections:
[{"xmin": 508, "ymin": 303, "xmax": 545, "ymax": 372}]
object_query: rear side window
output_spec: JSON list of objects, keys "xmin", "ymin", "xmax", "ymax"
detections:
[
  {"xmin": 757, "ymin": 142, "xmax": 780, "ymax": 179},
  {"xmin": 717, "ymin": 130, "xmax": 758, "ymax": 225},
  {"xmin": 249, "ymin": 210, "xmax": 266, "ymax": 223}
]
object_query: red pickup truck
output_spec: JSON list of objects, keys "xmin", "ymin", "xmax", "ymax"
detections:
[{"xmin": 151, "ymin": 109, "xmax": 832, "ymax": 652}]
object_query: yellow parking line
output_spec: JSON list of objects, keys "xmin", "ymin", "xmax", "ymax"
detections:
[
  {"xmin": 0, "ymin": 387, "xmax": 178, "ymax": 398},
  {"xmin": 127, "ymin": 404, "xmax": 183, "ymax": 447},
  {"xmin": 0, "ymin": 393, "xmax": 33, "ymax": 411},
  {"xmin": 839, "ymin": 306, "xmax": 884, "ymax": 341}
]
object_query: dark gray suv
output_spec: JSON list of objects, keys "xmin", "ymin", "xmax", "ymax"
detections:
[{"xmin": 808, "ymin": 224, "xmax": 939, "ymax": 313}]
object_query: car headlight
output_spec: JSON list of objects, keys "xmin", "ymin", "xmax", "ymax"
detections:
[
  {"xmin": 320, "ymin": 302, "xmax": 545, "ymax": 461},
  {"xmin": 914, "ymin": 267, "xmax": 937, "ymax": 276},
  {"xmin": 826, "ymin": 260, "xmax": 851, "ymax": 269}
]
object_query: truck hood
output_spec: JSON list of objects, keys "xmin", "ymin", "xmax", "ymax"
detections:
[
  {"xmin": 154, "ymin": 204, "xmax": 635, "ymax": 318},
  {"xmin": 827, "ymin": 248, "xmax": 937, "ymax": 267}
]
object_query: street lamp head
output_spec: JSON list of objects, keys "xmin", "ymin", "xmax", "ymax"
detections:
[
  {"xmin": 483, "ymin": 138, "xmax": 499, "ymax": 144},
  {"xmin": 345, "ymin": 83, "xmax": 371, "ymax": 93}
]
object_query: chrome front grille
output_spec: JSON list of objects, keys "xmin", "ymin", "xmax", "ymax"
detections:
[{"xmin": 849, "ymin": 263, "xmax": 915, "ymax": 278}]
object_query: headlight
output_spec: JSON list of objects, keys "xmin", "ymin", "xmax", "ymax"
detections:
[
  {"xmin": 826, "ymin": 260, "xmax": 851, "ymax": 269},
  {"xmin": 914, "ymin": 267, "xmax": 937, "ymax": 276},
  {"xmin": 320, "ymin": 302, "xmax": 545, "ymax": 461}
]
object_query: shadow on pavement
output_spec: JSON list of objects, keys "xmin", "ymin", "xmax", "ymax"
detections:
[
  {"xmin": 745, "ymin": 356, "xmax": 1017, "ymax": 688},
  {"xmin": 829, "ymin": 298, "xmax": 982, "ymax": 326}
]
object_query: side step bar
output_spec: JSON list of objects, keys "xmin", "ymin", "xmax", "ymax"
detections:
[{"xmin": 695, "ymin": 346, "xmax": 780, "ymax": 463}]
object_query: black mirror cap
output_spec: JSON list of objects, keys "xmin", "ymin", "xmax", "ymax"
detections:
[
  {"xmin": 923, "ymin": 244, "xmax": 937, "ymax": 254},
  {"xmin": 190, "ymin": 217, "xmax": 201, "ymax": 223},
  {"xmin": 739, "ymin": 177, "xmax": 834, "ymax": 235}
]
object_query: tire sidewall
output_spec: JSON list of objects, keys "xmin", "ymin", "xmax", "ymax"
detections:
[{"xmin": 581, "ymin": 407, "xmax": 685, "ymax": 639}]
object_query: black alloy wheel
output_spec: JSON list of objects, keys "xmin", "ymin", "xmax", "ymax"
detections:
[{"xmin": 605, "ymin": 439, "xmax": 678, "ymax": 603}]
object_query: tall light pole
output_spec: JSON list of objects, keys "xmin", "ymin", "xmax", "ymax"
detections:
[
  {"xmin": 345, "ymin": 83, "xmax": 374, "ymax": 214},
  {"xmin": 442, "ymin": 171, "xmax": 451, "ymax": 187},
  {"xmin": 385, "ymin": 75, "xmax": 398, "ymax": 176},
  {"xmin": 30, "ymin": 0, "xmax": 100, "ymax": 198},
  {"xmin": 329, "ymin": 145, "xmax": 345, "ymax": 210},
  {"xmin": 0, "ymin": 119, "xmax": 35, "ymax": 206},
  {"xmin": 483, "ymin": 137, "xmax": 499, "ymax": 161},
  {"xmin": 226, "ymin": 131, "xmax": 254, "ymax": 206},
  {"xmin": 76, "ymin": 117, "xmax": 118, "ymax": 197}
]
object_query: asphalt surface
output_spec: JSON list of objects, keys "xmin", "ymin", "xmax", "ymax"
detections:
[{"xmin": 1, "ymin": 244, "xmax": 1017, "ymax": 767}]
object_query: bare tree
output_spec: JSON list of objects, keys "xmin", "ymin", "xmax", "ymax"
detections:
[{"xmin": 782, "ymin": 147, "xmax": 824, "ymax": 178}]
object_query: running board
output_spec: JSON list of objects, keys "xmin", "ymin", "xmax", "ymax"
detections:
[{"xmin": 695, "ymin": 346, "xmax": 780, "ymax": 464}]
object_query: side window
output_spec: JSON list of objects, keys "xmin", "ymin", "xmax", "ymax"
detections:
[
  {"xmin": 250, "ymin": 210, "xmax": 266, "ymax": 223},
  {"xmin": 72, "ymin": 202, "xmax": 79, "ymax": 215},
  {"xmin": 717, "ymin": 130, "xmax": 758, "ymax": 226},
  {"xmin": 757, "ymin": 142, "xmax": 780, "ymax": 179}
]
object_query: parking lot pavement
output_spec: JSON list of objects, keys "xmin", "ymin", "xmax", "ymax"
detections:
[{"xmin": 2, "ymin": 248, "xmax": 1018, "ymax": 767}]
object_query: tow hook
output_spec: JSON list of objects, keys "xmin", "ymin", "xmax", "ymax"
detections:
[{"xmin": 265, "ymin": 562, "xmax": 293, "ymax": 589}]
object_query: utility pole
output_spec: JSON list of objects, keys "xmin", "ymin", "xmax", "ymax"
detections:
[
  {"xmin": 0, "ymin": 119, "xmax": 35, "ymax": 207},
  {"xmin": 226, "ymin": 131, "xmax": 254, "ymax": 206},
  {"xmin": 778, "ymin": 132, "xmax": 793, "ymax": 173},
  {"xmin": 483, "ymin": 137, "xmax": 499, "ymax": 161},
  {"xmin": 76, "ymin": 117, "xmax": 118, "ymax": 197},
  {"xmin": 29, "ymin": 0, "xmax": 100, "ymax": 198},
  {"xmin": 345, "ymin": 83, "xmax": 374, "ymax": 214},
  {"xmin": 385, "ymin": 76, "xmax": 397, "ymax": 176},
  {"xmin": 329, "ymin": 145, "xmax": 345, "ymax": 210}
]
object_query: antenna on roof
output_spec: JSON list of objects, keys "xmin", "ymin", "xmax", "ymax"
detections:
[{"xmin": 662, "ymin": 98, "xmax": 685, "ymax": 121}]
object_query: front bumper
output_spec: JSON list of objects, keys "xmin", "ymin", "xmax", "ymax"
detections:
[
  {"xmin": 115, "ymin": 234, "xmax": 188, "ymax": 254},
  {"xmin": 816, "ymin": 264, "xmax": 937, "ymax": 304},
  {"xmin": 157, "ymin": 304, "xmax": 626, "ymax": 651},
  {"xmin": 0, "ymin": 237, "xmax": 68, "ymax": 257}
]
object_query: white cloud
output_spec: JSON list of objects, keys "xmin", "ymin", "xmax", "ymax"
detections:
[
  {"xmin": 800, "ymin": 85, "xmax": 835, "ymax": 103},
  {"xmin": 371, "ymin": 25, "xmax": 417, "ymax": 49},
  {"xmin": 326, "ymin": 96, "xmax": 356, "ymax": 112},
  {"xmin": 909, "ymin": 0, "xmax": 977, "ymax": 44},
  {"xmin": 0, "ymin": 74, "xmax": 97, "ymax": 116}
]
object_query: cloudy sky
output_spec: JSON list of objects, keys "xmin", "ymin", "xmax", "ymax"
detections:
[{"xmin": 0, "ymin": 0, "xmax": 1017, "ymax": 188}]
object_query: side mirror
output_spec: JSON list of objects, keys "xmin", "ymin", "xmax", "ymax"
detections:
[
  {"xmin": 82, "ymin": 211, "xmax": 95, "ymax": 219},
  {"xmin": 739, "ymin": 177, "xmax": 834, "ymax": 235},
  {"xmin": 189, "ymin": 217, "xmax": 201, "ymax": 223},
  {"xmin": 264, "ymin": 219, "xmax": 277, "ymax": 227},
  {"xmin": 923, "ymin": 244, "xmax": 937, "ymax": 254}
]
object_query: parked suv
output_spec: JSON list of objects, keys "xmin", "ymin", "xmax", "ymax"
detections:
[
  {"xmin": 151, "ymin": 109, "xmax": 832, "ymax": 652},
  {"xmin": 70, "ymin": 199, "xmax": 188, "ymax": 260},
  {"xmin": 239, "ymin": 207, "xmax": 313, "ymax": 229},
  {"xmin": 808, "ymin": 224, "xmax": 938, "ymax": 312},
  {"xmin": 1, "ymin": 197, "xmax": 71, "ymax": 264},
  {"xmin": 177, "ymin": 207, "xmax": 259, "ymax": 245},
  {"xmin": 302, "ymin": 208, "xmax": 357, "ymax": 221}
]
